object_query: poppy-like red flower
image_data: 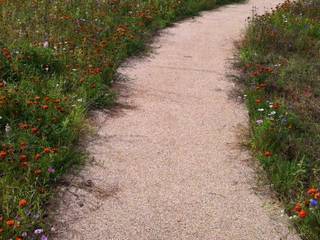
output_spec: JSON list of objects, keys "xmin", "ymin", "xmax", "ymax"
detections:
[
  {"xmin": 19, "ymin": 199, "xmax": 28, "ymax": 208},
  {"xmin": 298, "ymin": 210, "xmax": 307, "ymax": 218},
  {"xmin": 19, "ymin": 123, "xmax": 29, "ymax": 130},
  {"xmin": 2, "ymin": 48, "xmax": 12, "ymax": 61},
  {"xmin": 0, "ymin": 151, "xmax": 7, "ymax": 160},
  {"xmin": 272, "ymin": 103, "xmax": 281, "ymax": 109},
  {"xmin": 19, "ymin": 155, "xmax": 28, "ymax": 162},
  {"xmin": 264, "ymin": 151, "xmax": 272, "ymax": 157},
  {"xmin": 6, "ymin": 219, "xmax": 15, "ymax": 227},
  {"xmin": 255, "ymin": 99, "xmax": 262, "ymax": 104},
  {"xmin": 41, "ymin": 105, "xmax": 49, "ymax": 110},
  {"xmin": 31, "ymin": 127, "xmax": 39, "ymax": 134},
  {"xmin": 43, "ymin": 147, "xmax": 52, "ymax": 154},
  {"xmin": 35, "ymin": 153, "xmax": 41, "ymax": 161},
  {"xmin": 20, "ymin": 142, "xmax": 27, "ymax": 151},
  {"xmin": 293, "ymin": 203, "xmax": 302, "ymax": 213},
  {"xmin": 307, "ymin": 188, "xmax": 317, "ymax": 196}
]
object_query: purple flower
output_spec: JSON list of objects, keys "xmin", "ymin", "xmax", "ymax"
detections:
[
  {"xmin": 310, "ymin": 199, "xmax": 318, "ymax": 207},
  {"xmin": 48, "ymin": 167, "xmax": 56, "ymax": 174},
  {"xmin": 34, "ymin": 228, "xmax": 44, "ymax": 235},
  {"xmin": 41, "ymin": 235, "xmax": 48, "ymax": 240}
]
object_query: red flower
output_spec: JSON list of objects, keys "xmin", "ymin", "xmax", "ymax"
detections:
[
  {"xmin": 307, "ymin": 188, "xmax": 317, "ymax": 196},
  {"xmin": 43, "ymin": 147, "xmax": 52, "ymax": 154},
  {"xmin": 264, "ymin": 151, "xmax": 272, "ymax": 157},
  {"xmin": 0, "ymin": 151, "xmax": 7, "ymax": 160},
  {"xmin": 31, "ymin": 127, "xmax": 39, "ymax": 134},
  {"xmin": 298, "ymin": 210, "xmax": 307, "ymax": 218},
  {"xmin": 19, "ymin": 199, "xmax": 28, "ymax": 208},
  {"xmin": 255, "ymin": 99, "xmax": 262, "ymax": 104},
  {"xmin": 19, "ymin": 155, "xmax": 28, "ymax": 162},
  {"xmin": 41, "ymin": 105, "xmax": 49, "ymax": 110},
  {"xmin": 293, "ymin": 203, "xmax": 302, "ymax": 213},
  {"xmin": 6, "ymin": 219, "xmax": 14, "ymax": 227},
  {"xmin": 35, "ymin": 153, "xmax": 41, "ymax": 161}
]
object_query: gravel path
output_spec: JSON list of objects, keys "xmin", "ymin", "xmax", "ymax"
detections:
[{"xmin": 53, "ymin": 1, "xmax": 301, "ymax": 239}]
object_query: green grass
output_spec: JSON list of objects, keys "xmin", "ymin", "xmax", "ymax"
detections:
[
  {"xmin": 237, "ymin": 0, "xmax": 320, "ymax": 239},
  {"xmin": 0, "ymin": 0, "xmax": 244, "ymax": 239}
]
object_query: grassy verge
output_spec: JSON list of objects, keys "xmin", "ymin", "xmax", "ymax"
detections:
[
  {"xmin": 237, "ymin": 0, "xmax": 320, "ymax": 239},
  {"xmin": 0, "ymin": 0, "xmax": 244, "ymax": 239}
]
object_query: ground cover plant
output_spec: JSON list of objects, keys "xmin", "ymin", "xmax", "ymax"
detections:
[
  {"xmin": 237, "ymin": 0, "xmax": 320, "ymax": 239},
  {"xmin": 0, "ymin": 0, "xmax": 245, "ymax": 239}
]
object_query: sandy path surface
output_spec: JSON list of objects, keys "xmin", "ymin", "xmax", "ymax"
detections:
[{"xmin": 52, "ymin": 1, "xmax": 301, "ymax": 239}]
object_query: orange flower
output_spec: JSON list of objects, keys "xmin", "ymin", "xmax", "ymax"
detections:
[
  {"xmin": 20, "ymin": 142, "xmax": 27, "ymax": 151},
  {"xmin": 35, "ymin": 153, "xmax": 41, "ymax": 161},
  {"xmin": 264, "ymin": 151, "xmax": 272, "ymax": 157},
  {"xmin": 293, "ymin": 203, "xmax": 302, "ymax": 213},
  {"xmin": 19, "ymin": 123, "xmax": 29, "ymax": 130},
  {"xmin": 298, "ymin": 210, "xmax": 307, "ymax": 218},
  {"xmin": 44, "ymin": 96, "xmax": 50, "ymax": 102},
  {"xmin": 31, "ymin": 127, "xmax": 39, "ymax": 134},
  {"xmin": 6, "ymin": 219, "xmax": 15, "ymax": 227},
  {"xmin": 34, "ymin": 169, "xmax": 42, "ymax": 176},
  {"xmin": 0, "ymin": 150, "xmax": 7, "ymax": 160},
  {"xmin": 255, "ymin": 99, "xmax": 262, "ymax": 104},
  {"xmin": 315, "ymin": 192, "xmax": 320, "ymax": 200},
  {"xmin": 43, "ymin": 147, "xmax": 52, "ymax": 154},
  {"xmin": 16, "ymin": 237, "xmax": 23, "ymax": 240},
  {"xmin": 307, "ymin": 188, "xmax": 317, "ymax": 196},
  {"xmin": 272, "ymin": 103, "xmax": 281, "ymax": 109},
  {"xmin": 19, "ymin": 155, "xmax": 28, "ymax": 162},
  {"xmin": 19, "ymin": 199, "xmax": 28, "ymax": 208},
  {"xmin": 41, "ymin": 105, "xmax": 49, "ymax": 110}
]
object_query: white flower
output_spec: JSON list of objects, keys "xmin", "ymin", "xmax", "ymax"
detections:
[
  {"xmin": 43, "ymin": 41, "xmax": 49, "ymax": 48},
  {"xmin": 5, "ymin": 124, "xmax": 11, "ymax": 134},
  {"xmin": 268, "ymin": 111, "xmax": 277, "ymax": 116},
  {"xmin": 0, "ymin": 116, "xmax": 2, "ymax": 120},
  {"xmin": 256, "ymin": 119, "xmax": 264, "ymax": 125},
  {"xmin": 257, "ymin": 108, "xmax": 265, "ymax": 112},
  {"xmin": 77, "ymin": 98, "xmax": 83, "ymax": 102}
]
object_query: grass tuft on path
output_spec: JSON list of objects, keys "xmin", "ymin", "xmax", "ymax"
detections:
[
  {"xmin": 0, "ymin": 0, "xmax": 244, "ymax": 239},
  {"xmin": 237, "ymin": 0, "xmax": 320, "ymax": 239}
]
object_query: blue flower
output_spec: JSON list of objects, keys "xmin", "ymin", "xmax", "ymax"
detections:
[{"xmin": 310, "ymin": 199, "xmax": 318, "ymax": 207}]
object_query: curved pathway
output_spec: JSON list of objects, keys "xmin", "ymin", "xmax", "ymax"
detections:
[{"xmin": 53, "ymin": 1, "xmax": 300, "ymax": 239}]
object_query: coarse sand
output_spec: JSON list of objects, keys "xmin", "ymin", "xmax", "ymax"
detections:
[{"xmin": 52, "ymin": 1, "xmax": 301, "ymax": 239}]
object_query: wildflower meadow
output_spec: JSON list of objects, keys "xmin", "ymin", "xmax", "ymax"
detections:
[
  {"xmin": 238, "ymin": 0, "xmax": 320, "ymax": 238},
  {"xmin": 0, "ymin": 0, "xmax": 246, "ymax": 239}
]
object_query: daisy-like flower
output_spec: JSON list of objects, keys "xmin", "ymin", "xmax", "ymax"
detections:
[
  {"xmin": 256, "ymin": 119, "xmax": 264, "ymax": 125},
  {"xmin": 34, "ymin": 228, "xmax": 44, "ymax": 235},
  {"xmin": 257, "ymin": 108, "xmax": 264, "ymax": 112}
]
